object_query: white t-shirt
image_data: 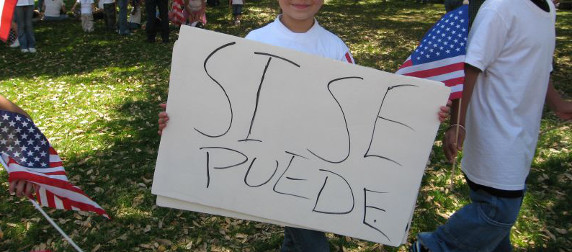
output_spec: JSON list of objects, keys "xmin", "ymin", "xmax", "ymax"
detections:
[
  {"xmin": 231, "ymin": 0, "xmax": 243, "ymax": 5},
  {"xmin": 129, "ymin": 6, "xmax": 141, "ymax": 24},
  {"xmin": 188, "ymin": 0, "xmax": 202, "ymax": 11},
  {"xmin": 44, "ymin": 0, "xmax": 64, "ymax": 17},
  {"xmin": 245, "ymin": 16, "xmax": 354, "ymax": 64},
  {"xmin": 16, "ymin": 0, "xmax": 34, "ymax": 6},
  {"xmin": 462, "ymin": 0, "xmax": 556, "ymax": 191},
  {"xmin": 98, "ymin": 0, "xmax": 114, "ymax": 10},
  {"xmin": 77, "ymin": 0, "xmax": 94, "ymax": 14}
]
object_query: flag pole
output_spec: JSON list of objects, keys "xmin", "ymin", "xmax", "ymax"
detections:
[
  {"xmin": 449, "ymin": 98, "xmax": 462, "ymax": 191},
  {"xmin": 28, "ymin": 199, "xmax": 85, "ymax": 252},
  {"xmin": 0, "ymin": 157, "xmax": 84, "ymax": 252}
]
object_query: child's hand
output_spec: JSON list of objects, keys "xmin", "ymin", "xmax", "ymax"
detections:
[
  {"xmin": 158, "ymin": 103, "xmax": 170, "ymax": 135},
  {"xmin": 443, "ymin": 124, "xmax": 465, "ymax": 163},
  {"xmin": 438, "ymin": 100, "xmax": 452, "ymax": 123},
  {"xmin": 9, "ymin": 180, "xmax": 36, "ymax": 198}
]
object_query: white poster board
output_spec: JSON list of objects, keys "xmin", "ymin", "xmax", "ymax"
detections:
[{"xmin": 152, "ymin": 26, "xmax": 450, "ymax": 246}]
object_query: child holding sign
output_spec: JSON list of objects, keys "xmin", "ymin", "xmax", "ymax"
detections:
[
  {"xmin": 244, "ymin": 1, "xmax": 354, "ymax": 251},
  {"xmin": 158, "ymin": 0, "xmax": 450, "ymax": 250}
]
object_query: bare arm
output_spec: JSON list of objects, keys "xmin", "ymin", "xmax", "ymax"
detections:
[
  {"xmin": 546, "ymin": 78, "xmax": 572, "ymax": 120},
  {"xmin": 0, "ymin": 95, "xmax": 31, "ymax": 118},
  {"xmin": 443, "ymin": 64, "xmax": 481, "ymax": 163},
  {"xmin": 71, "ymin": 1, "xmax": 78, "ymax": 12}
]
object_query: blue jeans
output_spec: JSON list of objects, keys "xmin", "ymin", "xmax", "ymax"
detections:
[
  {"xmin": 281, "ymin": 227, "xmax": 329, "ymax": 252},
  {"xmin": 417, "ymin": 186, "xmax": 524, "ymax": 252},
  {"xmin": 15, "ymin": 5, "xmax": 36, "ymax": 49},
  {"xmin": 117, "ymin": 0, "xmax": 129, "ymax": 34}
]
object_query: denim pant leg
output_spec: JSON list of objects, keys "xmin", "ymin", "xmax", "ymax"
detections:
[
  {"xmin": 145, "ymin": 0, "xmax": 156, "ymax": 40},
  {"xmin": 104, "ymin": 3, "xmax": 117, "ymax": 30},
  {"xmin": 117, "ymin": 0, "xmax": 129, "ymax": 34},
  {"xmin": 157, "ymin": 0, "xmax": 169, "ymax": 42},
  {"xmin": 281, "ymin": 227, "xmax": 330, "ymax": 252},
  {"xmin": 15, "ymin": 6, "xmax": 36, "ymax": 49},
  {"xmin": 418, "ymin": 187, "xmax": 523, "ymax": 252}
]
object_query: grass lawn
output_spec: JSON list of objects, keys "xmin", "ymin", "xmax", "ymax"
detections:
[{"xmin": 1, "ymin": 0, "xmax": 571, "ymax": 251}]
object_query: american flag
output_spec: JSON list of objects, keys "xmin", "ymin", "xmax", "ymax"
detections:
[
  {"xmin": 396, "ymin": 5, "xmax": 468, "ymax": 100},
  {"xmin": 0, "ymin": 0, "xmax": 16, "ymax": 42},
  {"xmin": 168, "ymin": 0, "xmax": 185, "ymax": 26},
  {"xmin": 0, "ymin": 110, "xmax": 109, "ymax": 218}
]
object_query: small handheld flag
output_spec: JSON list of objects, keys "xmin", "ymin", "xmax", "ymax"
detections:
[
  {"xmin": 396, "ymin": 5, "xmax": 469, "ymax": 100},
  {"xmin": 0, "ymin": 110, "xmax": 109, "ymax": 218},
  {"xmin": 168, "ymin": 0, "xmax": 186, "ymax": 26},
  {"xmin": 0, "ymin": 0, "xmax": 17, "ymax": 42}
]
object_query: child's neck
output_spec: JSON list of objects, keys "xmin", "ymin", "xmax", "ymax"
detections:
[
  {"xmin": 279, "ymin": 15, "xmax": 315, "ymax": 33},
  {"xmin": 531, "ymin": 0, "xmax": 549, "ymax": 12}
]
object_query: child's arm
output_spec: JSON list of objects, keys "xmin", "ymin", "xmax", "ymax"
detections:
[
  {"xmin": 443, "ymin": 64, "xmax": 481, "ymax": 163},
  {"xmin": 546, "ymin": 78, "xmax": 572, "ymax": 120},
  {"xmin": 0, "ymin": 95, "xmax": 31, "ymax": 118},
  {"xmin": 71, "ymin": 1, "xmax": 78, "ymax": 12}
]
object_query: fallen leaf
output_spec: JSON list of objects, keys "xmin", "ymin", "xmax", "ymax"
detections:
[
  {"xmin": 91, "ymin": 244, "xmax": 101, "ymax": 252},
  {"xmin": 555, "ymin": 228, "xmax": 567, "ymax": 235},
  {"xmin": 157, "ymin": 239, "xmax": 172, "ymax": 246}
]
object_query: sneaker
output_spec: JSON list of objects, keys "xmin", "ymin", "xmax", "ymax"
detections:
[
  {"xmin": 28, "ymin": 48, "xmax": 36, "ymax": 53},
  {"xmin": 21, "ymin": 48, "xmax": 29, "ymax": 53},
  {"xmin": 10, "ymin": 40, "xmax": 20, "ymax": 48},
  {"xmin": 410, "ymin": 240, "xmax": 429, "ymax": 252}
]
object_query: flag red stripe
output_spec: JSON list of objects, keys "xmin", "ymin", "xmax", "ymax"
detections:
[
  {"xmin": 44, "ymin": 171, "xmax": 67, "ymax": 176},
  {"xmin": 449, "ymin": 91, "xmax": 462, "ymax": 100},
  {"xmin": 344, "ymin": 52, "xmax": 353, "ymax": 64},
  {"xmin": 442, "ymin": 76, "xmax": 464, "ymax": 87},
  {"xmin": 64, "ymin": 197, "xmax": 109, "ymax": 217},
  {"xmin": 46, "ymin": 190, "xmax": 56, "ymax": 208},
  {"xmin": 398, "ymin": 59, "xmax": 413, "ymax": 69},
  {"xmin": 62, "ymin": 195, "xmax": 72, "ymax": 209},
  {"xmin": 9, "ymin": 171, "xmax": 91, "ymax": 195},
  {"xmin": 402, "ymin": 62, "xmax": 465, "ymax": 78},
  {"xmin": 15, "ymin": 171, "xmax": 110, "ymax": 217},
  {"xmin": 49, "ymin": 161, "xmax": 64, "ymax": 167},
  {"xmin": 37, "ymin": 186, "xmax": 109, "ymax": 217},
  {"xmin": 0, "ymin": 0, "xmax": 17, "ymax": 42}
]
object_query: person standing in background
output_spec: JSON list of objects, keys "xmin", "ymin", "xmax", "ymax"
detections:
[
  {"xmin": 71, "ymin": 0, "xmax": 95, "ymax": 32},
  {"xmin": 229, "ymin": 0, "xmax": 243, "ymax": 25},
  {"xmin": 15, "ymin": 0, "xmax": 37, "ymax": 53},
  {"xmin": 117, "ymin": 0, "xmax": 130, "ymax": 35},
  {"xmin": 145, "ymin": 0, "xmax": 169, "ymax": 43}
]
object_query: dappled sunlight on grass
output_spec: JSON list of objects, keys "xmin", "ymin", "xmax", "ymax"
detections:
[{"xmin": 1, "ymin": 0, "xmax": 571, "ymax": 251}]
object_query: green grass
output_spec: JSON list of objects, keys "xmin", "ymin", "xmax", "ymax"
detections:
[{"xmin": 1, "ymin": 0, "xmax": 571, "ymax": 251}]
